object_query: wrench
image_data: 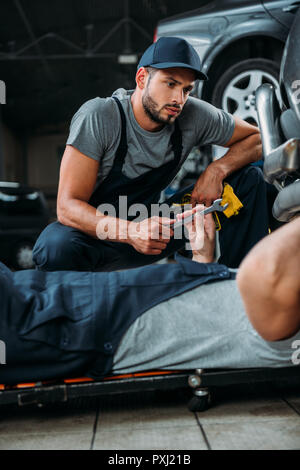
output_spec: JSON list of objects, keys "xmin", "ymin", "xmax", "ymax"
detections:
[{"xmin": 172, "ymin": 198, "xmax": 229, "ymax": 229}]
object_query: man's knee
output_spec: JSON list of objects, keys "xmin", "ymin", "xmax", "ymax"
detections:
[
  {"xmin": 33, "ymin": 222, "xmax": 83, "ymax": 271},
  {"xmin": 227, "ymin": 164, "xmax": 265, "ymax": 191},
  {"xmin": 245, "ymin": 165, "xmax": 265, "ymax": 185}
]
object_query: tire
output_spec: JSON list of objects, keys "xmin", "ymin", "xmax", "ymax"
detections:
[
  {"xmin": 11, "ymin": 240, "xmax": 35, "ymax": 270},
  {"xmin": 211, "ymin": 58, "xmax": 280, "ymax": 126}
]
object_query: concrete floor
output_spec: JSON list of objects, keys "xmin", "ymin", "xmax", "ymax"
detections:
[{"xmin": 0, "ymin": 381, "xmax": 299, "ymax": 450}]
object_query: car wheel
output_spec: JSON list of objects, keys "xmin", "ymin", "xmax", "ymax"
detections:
[
  {"xmin": 11, "ymin": 240, "xmax": 35, "ymax": 270},
  {"xmin": 211, "ymin": 58, "xmax": 280, "ymax": 125}
]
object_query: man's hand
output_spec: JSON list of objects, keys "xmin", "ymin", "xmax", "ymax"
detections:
[
  {"xmin": 127, "ymin": 216, "xmax": 175, "ymax": 255},
  {"xmin": 176, "ymin": 205, "xmax": 216, "ymax": 263},
  {"xmin": 190, "ymin": 162, "xmax": 224, "ymax": 207},
  {"xmin": 190, "ymin": 116, "xmax": 262, "ymax": 207}
]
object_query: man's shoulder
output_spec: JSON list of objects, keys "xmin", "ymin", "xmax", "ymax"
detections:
[
  {"xmin": 75, "ymin": 96, "xmax": 118, "ymax": 117},
  {"xmin": 73, "ymin": 89, "xmax": 132, "ymax": 121},
  {"xmin": 182, "ymin": 96, "xmax": 220, "ymax": 116},
  {"xmin": 179, "ymin": 96, "xmax": 233, "ymax": 142},
  {"xmin": 111, "ymin": 88, "xmax": 133, "ymax": 103}
]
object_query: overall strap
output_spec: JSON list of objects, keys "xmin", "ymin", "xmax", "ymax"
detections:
[
  {"xmin": 170, "ymin": 118, "xmax": 183, "ymax": 166},
  {"xmin": 112, "ymin": 96, "xmax": 128, "ymax": 169}
]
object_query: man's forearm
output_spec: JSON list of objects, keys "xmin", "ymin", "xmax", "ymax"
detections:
[
  {"xmin": 213, "ymin": 132, "xmax": 262, "ymax": 180},
  {"xmin": 58, "ymin": 198, "xmax": 175, "ymax": 256},
  {"xmin": 192, "ymin": 253, "xmax": 214, "ymax": 263},
  {"xmin": 57, "ymin": 198, "xmax": 131, "ymax": 243},
  {"xmin": 191, "ymin": 132, "xmax": 262, "ymax": 206}
]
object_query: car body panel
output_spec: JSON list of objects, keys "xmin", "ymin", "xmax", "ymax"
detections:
[
  {"xmin": 157, "ymin": 0, "xmax": 299, "ymax": 192},
  {"xmin": 262, "ymin": 0, "xmax": 299, "ymax": 29},
  {"xmin": 197, "ymin": 20, "xmax": 287, "ymax": 95},
  {"xmin": 156, "ymin": 0, "xmax": 297, "ymax": 98},
  {"xmin": 158, "ymin": 0, "xmax": 266, "ymax": 24},
  {"xmin": 280, "ymin": 7, "xmax": 300, "ymax": 121}
]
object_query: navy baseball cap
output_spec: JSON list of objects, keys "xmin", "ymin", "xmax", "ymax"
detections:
[{"xmin": 138, "ymin": 37, "xmax": 208, "ymax": 81}]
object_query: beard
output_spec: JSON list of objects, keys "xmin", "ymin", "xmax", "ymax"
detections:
[{"xmin": 142, "ymin": 87, "xmax": 179, "ymax": 125}]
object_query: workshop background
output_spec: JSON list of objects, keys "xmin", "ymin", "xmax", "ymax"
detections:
[
  {"xmin": 0, "ymin": 0, "xmax": 294, "ymax": 270},
  {"xmin": 0, "ymin": 0, "xmax": 208, "ymax": 205}
]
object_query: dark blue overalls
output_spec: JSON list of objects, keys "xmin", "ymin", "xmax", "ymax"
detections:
[
  {"xmin": 0, "ymin": 254, "xmax": 234, "ymax": 385},
  {"xmin": 33, "ymin": 97, "xmax": 271, "ymax": 271}
]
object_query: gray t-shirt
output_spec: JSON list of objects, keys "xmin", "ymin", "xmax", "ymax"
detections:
[
  {"xmin": 112, "ymin": 279, "xmax": 300, "ymax": 373},
  {"xmin": 66, "ymin": 88, "xmax": 235, "ymax": 185}
]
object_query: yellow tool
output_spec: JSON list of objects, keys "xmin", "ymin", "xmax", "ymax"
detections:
[
  {"xmin": 221, "ymin": 182, "xmax": 243, "ymax": 218},
  {"xmin": 212, "ymin": 211, "xmax": 221, "ymax": 231}
]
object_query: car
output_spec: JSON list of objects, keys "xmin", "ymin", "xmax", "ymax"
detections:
[
  {"xmin": 156, "ymin": 0, "xmax": 299, "ymax": 126},
  {"xmin": 256, "ymin": 7, "xmax": 300, "ymax": 222},
  {"xmin": 0, "ymin": 182, "xmax": 50, "ymax": 269},
  {"xmin": 156, "ymin": 0, "xmax": 299, "ymax": 196}
]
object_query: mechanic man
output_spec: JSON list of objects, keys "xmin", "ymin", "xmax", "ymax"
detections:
[
  {"xmin": 32, "ymin": 37, "xmax": 268, "ymax": 272},
  {"xmin": 1, "ymin": 212, "xmax": 299, "ymax": 386}
]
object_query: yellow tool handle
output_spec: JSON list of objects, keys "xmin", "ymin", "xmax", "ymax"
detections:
[{"xmin": 212, "ymin": 212, "xmax": 221, "ymax": 231}]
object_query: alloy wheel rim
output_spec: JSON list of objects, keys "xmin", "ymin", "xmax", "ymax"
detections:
[{"xmin": 222, "ymin": 69, "xmax": 280, "ymax": 125}]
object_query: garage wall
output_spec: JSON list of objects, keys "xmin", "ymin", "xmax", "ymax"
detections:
[
  {"xmin": 1, "ymin": 124, "xmax": 23, "ymax": 182},
  {"xmin": 1, "ymin": 128, "xmax": 68, "ymax": 218},
  {"xmin": 0, "ymin": 125, "xmax": 67, "ymax": 194},
  {"xmin": 26, "ymin": 133, "xmax": 68, "ymax": 218},
  {"xmin": 27, "ymin": 133, "xmax": 67, "ymax": 195}
]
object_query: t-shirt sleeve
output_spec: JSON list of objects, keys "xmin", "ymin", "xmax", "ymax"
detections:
[
  {"xmin": 66, "ymin": 98, "xmax": 120, "ymax": 162},
  {"xmin": 186, "ymin": 98, "xmax": 235, "ymax": 147}
]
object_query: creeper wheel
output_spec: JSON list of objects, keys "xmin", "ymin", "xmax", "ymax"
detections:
[{"xmin": 188, "ymin": 388, "xmax": 211, "ymax": 412}]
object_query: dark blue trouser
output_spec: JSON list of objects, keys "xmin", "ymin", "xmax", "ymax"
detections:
[{"xmin": 33, "ymin": 165, "xmax": 271, "ymax": 271}]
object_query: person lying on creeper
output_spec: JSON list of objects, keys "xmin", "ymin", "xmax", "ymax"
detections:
[{"xmin": 0, "ymin": 210, "xmax": 299, "ymax": 385}]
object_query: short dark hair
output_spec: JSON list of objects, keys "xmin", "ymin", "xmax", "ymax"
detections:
[{"xmin": 144, "ymin": 66, "xmax": 158, "ymax": 82}]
